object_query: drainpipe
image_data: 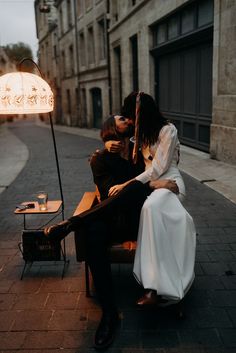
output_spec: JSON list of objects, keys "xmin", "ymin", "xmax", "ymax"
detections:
[{"xmin": 106, "ymin": 0, "xmax": 112, "ymax": 114}]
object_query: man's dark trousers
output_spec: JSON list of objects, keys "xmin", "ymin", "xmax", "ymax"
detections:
[{"xmin": 69, "ymin": 181, "xmax": 150, "ymax": 312}]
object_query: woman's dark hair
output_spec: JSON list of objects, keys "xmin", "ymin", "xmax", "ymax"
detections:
[
  {"xmin": 100, "ymin": 115, "xmax": 120, "ymax": 142},
  {"xmin": 121, "ymin": 92, "xmax": 168, "ymax": 146}
]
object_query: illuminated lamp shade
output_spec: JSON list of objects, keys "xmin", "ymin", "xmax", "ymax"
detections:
[{"xmin": 0, "ymin": 72, "xmax": 54, "ymax": 115}]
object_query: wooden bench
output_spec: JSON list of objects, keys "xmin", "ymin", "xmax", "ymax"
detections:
[{"xmin": 73, "ymin": 190, "xmax": 137, "ymax": 297}]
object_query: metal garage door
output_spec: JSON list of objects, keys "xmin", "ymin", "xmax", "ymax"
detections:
[{"xmin": 155, "ymin": 42, "xmax": 213, "ymax": 152}]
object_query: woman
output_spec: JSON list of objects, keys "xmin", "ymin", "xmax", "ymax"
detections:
[{"xmin": 107, "ymin": 92, "xmax": 196, "ymax": 303}]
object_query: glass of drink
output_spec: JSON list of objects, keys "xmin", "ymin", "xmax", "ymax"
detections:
[{"xmin": 37, "ymin": 191, "xmax": 48, "ymax": 211}]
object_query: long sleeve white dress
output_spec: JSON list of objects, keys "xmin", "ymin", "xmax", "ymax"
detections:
[{"xmin": 133, "ymin": 123, "xmax": 196, "ymax": 301}]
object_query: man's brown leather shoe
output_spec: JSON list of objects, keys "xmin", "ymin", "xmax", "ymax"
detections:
[
  {"xmin": 44, "ymin": 220, "xmax": 72, "ymax": 242},
  {"xmin": 136, "ymin": 290, "xmax": 159, "ymax": 306},
  {"xmin": 94, "ymin": 310, "xmax": 119, "ymax": 351},
  {"xmin": 136, "ymin": 290, "xmax": 173, "ymax": 307}
]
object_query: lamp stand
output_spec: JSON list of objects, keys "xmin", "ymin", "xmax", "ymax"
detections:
[
  {"xmin": 18, "ymin": 58, "xmax": 65, "ymax": 219},
  {"xmin": 48, "ymin": 112, "xmax": 64, "ymax": 220}
]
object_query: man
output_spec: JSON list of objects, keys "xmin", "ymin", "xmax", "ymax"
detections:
[{"xmin": 44, "ymin": 115, "xmax": 178, "ymax": 350}]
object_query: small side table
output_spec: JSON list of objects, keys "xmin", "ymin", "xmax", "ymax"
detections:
[{"xmin": 15, "ymin": 200, "xmax": 69, "ymax": 279}]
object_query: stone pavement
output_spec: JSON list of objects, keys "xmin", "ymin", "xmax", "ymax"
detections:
[{"xmin": 0, "ymin": 119, "xmax": 236, "ymax": 353}]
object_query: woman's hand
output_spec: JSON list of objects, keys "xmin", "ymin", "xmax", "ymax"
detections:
[
  {"xmin": 108, "ymin": 183, "xmax": 126, "ymax": 196},
  {"xmin": 108, "ymin": 179, "xmax": 134, "ymax": 196},
  {"xmin": 149, "ymin": 179, "xmax": 179, "ymax": 194},
  {"xmin": 105, "ymin": 140, "xmax": 124, "ymax": 153}
]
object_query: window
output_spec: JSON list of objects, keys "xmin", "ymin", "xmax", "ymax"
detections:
[
  {"xmin": 81, "ymin": 88, "xmax": 87, "ymax": 126},
  {"xmin": 181, "ymin": 5, "xmax": 195, "ymax": 34},
  {"xmin": 88, "ymin": 26, "xmax": 95, "ymax": 64},
  {"xmin": 77, "ymin": 0, "xmax": 83, "ymax": 16},
  {"xmin": 45, "ymin": 41, "xmax": 49, "ymax": 76},
  {"xmin": 98, "ymin": 18, "xmax": 107, "ymax": 60},
  {"xmin": 113, "ymin": 46, "xmax": 122, "ymax": 109},
  {"xmin": 75, "ymin": 87, "xmax": 79, "ymax": 114},
  {"xmin": 61, "ymin": 50, "xmax": 66, "ymax": 77},
  {"xmin": 69, "ymin": 45, "xmax": 74, "ymax": 75},
  {"xmin": 59, "ymin": 8, "xmax": 64, "ymax": 35},
  {"xmin": 79, "ymin": 31, "xmax": 86, "ymax": 66},
  {"xmin": 53, "ymin": 45, "xmax": 57, "ymax": 60},
  {"xmin": 67, "ymin": 89, "xmax": 71, "ymax": 114},
  {"xmin": 111, "ymin": 0, "xmax": 118, "ymax": 22},
  {"xmin": 53, "ymin": 33, "xmax": 58, "ymax": 61},
  {"xmin": 156, "ymin": 23, "xmax": 167, "ymax": 44},
  {"xmin": 40, "ymin": 44, "xmax": 44, "ymax": 68},
  {"xmin": 85, "ymin": 0, "xmax": 92, "ymax": 10},
  {"xmin": 67, "ymin": 0, "xmax": 72, "ymax": 28},
  {"xmin": 130, "ymin": 34, "xmax": 139, "ymax": 91},
  {"xmin": 168, "ymin": 16, "xmax": 179, "ymax": 40},
  {"xmin": 153, "ymin": 0, "xmax": 214, "ymax": 48},
  {"xmin": 198, "ymin": 0, "xmax": 214, "ymax": 27}
]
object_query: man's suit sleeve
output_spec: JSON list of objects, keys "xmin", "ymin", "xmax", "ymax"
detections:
[{"xmin": 90, "ymin": 152, "xmax": 115, "ymax": 200}]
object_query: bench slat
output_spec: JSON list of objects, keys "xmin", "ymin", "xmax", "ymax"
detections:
[{"xmin": 73, "ymin": 192, "xmax": 98, "ymax": 216}]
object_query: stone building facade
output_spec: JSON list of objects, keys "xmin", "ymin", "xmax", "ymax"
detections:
[
  {"xmin": 35, "ymin": 0, "xmax": 62, "ymax": 122},
  {"xmin": 35, "ymin": 0, "xmax": 236, "ymax": 165},
  {"xmin": 75, "ymin": 0, "xmax": 109, "ymax": 128}
]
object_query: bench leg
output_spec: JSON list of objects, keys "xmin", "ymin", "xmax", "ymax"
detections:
[{"xmin": 85, "ymin": 261, "xmax": 91, "ymax": 297}]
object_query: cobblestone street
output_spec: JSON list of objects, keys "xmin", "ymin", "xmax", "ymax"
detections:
[{"xmin": 0, "ymin": 120, "xmax": 236, "ymax": 353}]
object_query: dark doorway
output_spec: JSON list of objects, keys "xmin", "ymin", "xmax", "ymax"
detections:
[{"xmin": 91, "ymin": 87, "xmax": 102, "ymax": 128}]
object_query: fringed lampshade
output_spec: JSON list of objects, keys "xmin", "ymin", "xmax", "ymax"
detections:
[{"xmin": 0, "ymin": 72, "xmax": 54, "ymax": 115}]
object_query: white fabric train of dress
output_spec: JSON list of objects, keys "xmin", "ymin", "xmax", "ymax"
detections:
[
  {"xmin": 133, "ymin": 123, "xmax": 196, "ymax": 301},
  {"xmin": 133, "ymin": 187, "xmax": 196, "ymax": 300}
]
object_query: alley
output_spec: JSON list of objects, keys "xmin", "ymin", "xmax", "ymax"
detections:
[{"xmin": 0, "ymin": 120, "xmax": 236, "ymax": 353}]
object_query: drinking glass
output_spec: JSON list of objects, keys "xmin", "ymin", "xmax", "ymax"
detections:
[{"xmin": 37, "ymin": 191, "xmax": 48, "ymax": 211}]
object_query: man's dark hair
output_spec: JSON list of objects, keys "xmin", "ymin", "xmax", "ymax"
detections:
[
  {"xmin": 100, "ymin": 115, "xmax": 120, "ymax": 142},
  {"xmin": 121, "ymin": 92, "xmax": 168, "ymax": 146}
]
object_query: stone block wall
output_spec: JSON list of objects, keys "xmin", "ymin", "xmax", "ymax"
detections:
[{"xmin": 211, "ymin": 0, "xmax": 236, "ymax": 164}]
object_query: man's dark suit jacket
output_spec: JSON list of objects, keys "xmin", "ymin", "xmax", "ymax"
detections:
[{"xmin": 89, "ymin": 143, "xmax": 145, "ymax": 242}]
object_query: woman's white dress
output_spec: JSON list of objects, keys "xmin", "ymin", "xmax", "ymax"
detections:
[{"xmin": 133, "ymin": 123, "xmax": 196, "ymax": 301}]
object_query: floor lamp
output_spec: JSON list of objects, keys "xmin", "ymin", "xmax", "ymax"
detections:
[
  {"xmin": 0, "ymin": 58, "xmax": 68, "ymax": 277},
  {"xmin": 0, "ymin": 58, "xmax": 64, "ymax": 217}
]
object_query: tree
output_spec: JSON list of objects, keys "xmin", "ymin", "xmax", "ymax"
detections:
[{"xmin": 3, "ymin": 42, "xmax": 33, "ymax": 63}]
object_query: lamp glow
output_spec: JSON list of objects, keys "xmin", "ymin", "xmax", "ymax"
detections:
[{"xmin": 0, "ymin": 72, "xmax": 54, "ymax": 115}]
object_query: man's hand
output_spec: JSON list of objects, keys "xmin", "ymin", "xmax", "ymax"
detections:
[
  {"xmin": 149, "ymin": 179, "xmax": 179, "ymax": 194},
  {"xmin": 105, "ymin": 140, "xmax": 124, "ymax": 153}
]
